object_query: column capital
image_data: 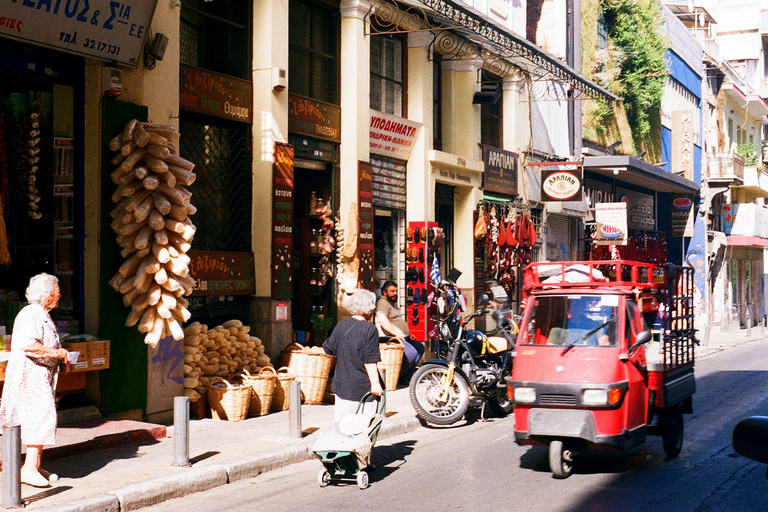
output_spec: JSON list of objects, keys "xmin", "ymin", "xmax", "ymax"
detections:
[
  {"xmin": 503, "ymin": 72, "xmax": 526, "ymax": 92},
  {"xmin": 341, "ymin": 0, "xmax": 371, "ymax": 19},
  {"xmin": 442, "ymin": 57, "xmax": 484, "ymax": 73},
  {"xmin": 407, "ymin": 31, "xmax": 433, "ymax": 49}
]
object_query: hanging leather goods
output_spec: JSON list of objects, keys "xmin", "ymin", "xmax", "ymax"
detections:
[
  {"xmin": 474, "ymin": 205, "xmax": 488, "ymax": 240},
  {"xmin": 497, "ymin": 214, "xmax": 507, "ymax": 247}
]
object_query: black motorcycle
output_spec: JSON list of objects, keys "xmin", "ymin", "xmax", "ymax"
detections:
[{"xmin": 409, "ymin": 287, "xmax": 517, "ymax": 426}]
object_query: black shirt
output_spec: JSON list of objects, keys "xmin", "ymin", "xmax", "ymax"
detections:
[{"xmin": 323, "ymin": 317, "xmax": 381, "ymax": 401}]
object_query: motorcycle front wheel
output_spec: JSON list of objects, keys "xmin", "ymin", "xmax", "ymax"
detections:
[{"xmin": 409, "ymin": 364, "xmax": 470, "ymax": 425}]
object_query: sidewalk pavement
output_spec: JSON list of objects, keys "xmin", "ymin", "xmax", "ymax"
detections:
[
  {"xmin": 5, "ymin": 325, "xmax": 764, "ymax": 511},
  {"xmin": 16, "ymin": 386, "xmax": 420, "ymax": 511}
]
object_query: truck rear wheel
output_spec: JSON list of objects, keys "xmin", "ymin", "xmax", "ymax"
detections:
[
  {"xmin": 549, "ymin": 440, "xmax": 574, "ymax": 479},
  {"xmin": 662, "ymin": 405, "xmax": 684, "ymax": 458}
]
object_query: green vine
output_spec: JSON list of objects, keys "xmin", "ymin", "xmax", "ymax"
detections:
[
  {"xmin": 604, "ymin": 0, "xmax": 667, "ymax": 139},
  {"xmin": 736, "ymin": 142, "xmax": 760, "ymax": 167}
]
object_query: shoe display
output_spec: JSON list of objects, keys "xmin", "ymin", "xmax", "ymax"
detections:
[
  {"xmin": 21, "ymin": 469, "xmax": 50, "ymax": 488},
  {"xmin": 413, "ymin": 288, "xmax": 421, "ymax": 306}
]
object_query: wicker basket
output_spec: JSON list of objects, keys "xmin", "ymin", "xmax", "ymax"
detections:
[
  {"xmin": 379, "ymin": 340, "xmax": 405, "ymax": 391},
  {"xmin": 243, "ymin": 367, "xmax": 277, "ymax": 417},
  {"xmin": 208, "ymin": 377, "xmax": 251, "ymax": 422},
  {"xmin": 279, "ymin": 342, "xmax": 304, "ymax": 370},
  {"xmin": 270, "ymin": 367, "xmax": 295, "ymax": 411},
  {"xmin": 291, "ymin": 347, "xmax": 335, "ymax": 405}
]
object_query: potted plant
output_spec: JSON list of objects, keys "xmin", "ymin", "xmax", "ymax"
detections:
[{"xmin": 311, "ymin": 313, "xmax": 334, "ymax": 344}]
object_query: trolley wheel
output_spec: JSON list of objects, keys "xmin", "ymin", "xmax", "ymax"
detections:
[
  {"xmin": 317, "ymin": 469, "xmax": 331, "ymax": 487},
  {"xmin": 549, "ymin": 440, "xmax": 574, "ymax": 479},
  {"xmin": 356, "ymin": 470, "xmax": 369, "ymax": 489}
]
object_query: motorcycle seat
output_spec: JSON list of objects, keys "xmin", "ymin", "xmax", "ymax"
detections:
[{"xmin": 486, "ymin": 336, "xmax": 513, "ymax": 353}]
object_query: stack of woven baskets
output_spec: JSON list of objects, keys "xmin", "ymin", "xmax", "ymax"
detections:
[
  {"xmin": 208, "ymin": 376, "xmax": 251, "ymax": 422},
  {"xmin": 280, "ymin": 343, "xmax": 335, "ymax": 405},
  {"xmin": 241, "ymin": 367, "xmax": 277, "ymax": 416}
]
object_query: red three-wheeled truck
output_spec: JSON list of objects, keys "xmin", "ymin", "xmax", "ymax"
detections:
[{"xmin": 509, "ymin": 260, "xmax": 696, "ymax": 478}]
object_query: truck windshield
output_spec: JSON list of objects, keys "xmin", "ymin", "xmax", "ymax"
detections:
[{"xmin": 521, "ymin": 295, "xmax": 618, "ymax": 347}]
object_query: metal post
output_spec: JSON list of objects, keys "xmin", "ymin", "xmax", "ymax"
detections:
[
  {"xmin": 288, "ymin": 380, "xmax": 302, "ymax": 438},
  {"xmin": 2, "ymin": 424, "xmax": 22, "ymax": 508},
  {"xmin": 172, "ymin": 396, "xmax": 191, "ymax": 467},
  {"xmin": 746, "ymin": 305, "xmax": 752, "ymax": 339}
]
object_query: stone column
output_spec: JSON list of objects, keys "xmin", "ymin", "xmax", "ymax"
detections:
[
  {"xmin": 251, "ymin": 0, "xmax": 292, "ymax": 357},
  {"xmin": 406, "ymin": 31, "xmax": 433, "ymax": 223},
  {"xmin": 441, "ymin": 59, "xmax": 483, "ymax": 161}
]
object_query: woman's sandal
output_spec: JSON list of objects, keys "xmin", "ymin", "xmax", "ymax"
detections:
[{"xmin": 20, "ymin": 469, "xmax": 50, "ymax": 488}]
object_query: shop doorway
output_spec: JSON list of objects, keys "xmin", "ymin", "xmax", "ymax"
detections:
[
  {"xmin": 435, "ymin": 183, "xmax": 454, "ymax": 274},
  {"xmin": 292, "ymin": 164, "xmax": 334, "ymax": 341}
]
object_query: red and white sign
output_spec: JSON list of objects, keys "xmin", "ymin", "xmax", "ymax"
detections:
[
  {"xmin": 594, "ymin": 202, "xmax": 628, "ymax": 246},
  {"xmin": 369, "ymin": 110, "xmax": 422, "ymax": 161}
]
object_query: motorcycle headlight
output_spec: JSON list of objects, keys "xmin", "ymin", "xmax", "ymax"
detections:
[
  {"xmin": 582, "ymin": 389, "xmax": 608, "ymax": 405},
  {"xmin": 440, "ymin": 322, "xmax": 452, "ymax": 340},
  {"xmin": 514, "ymin": 387, "xmax": 536, "ymax": 403}
]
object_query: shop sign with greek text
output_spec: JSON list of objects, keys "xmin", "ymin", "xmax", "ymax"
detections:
[
  {"xmin": 0, "ymin": 0, "xmax": 157, "ymax": 67},
  {"xmin": 671, "ymin": 194, "xmax": 694, "ymax": 238},
  {"xmin": 370, "ymin": 110, "xmax": 422, "ymax": 160},
  {"xmin": 483, "ymin": 146, "xmax": 517, "ymax": 196},
  {"xmin": 188, "ymin": 251, "xmax": 256, "ymax": 296},
  {"xmin": 358, "ymin": 161, "xmax": 374, "ymax": 290},
  {"xmin": 180, "ymin": 65, "xmax": 253, "ymax": 123},
  {"xmin": 594, "ymin": 202, "xmax": 628, "ymax": 245},
  {"xmin": 271, "ymin": 142, "xmax": 294, "ymax": 298},
  {"xmin": 288, "ymin": 94, "xmax": 341, "ymax": 143},
  {"xmin": 541, "ymin": 167, "xmax": 583, "ymax": 202},
  {"xmin": 671, "ymin": 111, "xmax": 694, "ymax": 179}
]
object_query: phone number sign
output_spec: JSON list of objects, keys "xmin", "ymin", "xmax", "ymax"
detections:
[{"xmin": 0, "ymin": 0, "xmax": 157, "ymax": 67}]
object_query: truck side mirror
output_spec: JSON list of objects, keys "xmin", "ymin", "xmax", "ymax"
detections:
[
  {"xmin": 620, "ymin": 330, "xmax": 652, "ymax": 361},
  {"xmin": 733, "ymin": 416, "xmax": 768, "ymax": 478}
]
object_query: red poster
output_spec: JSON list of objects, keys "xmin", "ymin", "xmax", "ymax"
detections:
[
  {"xmin": 358, "ymin": 161, "xmax": 374, "ymax": 291},
  {"xmin": 272, "ymin": 143, "xmax": 294, "ymax": 298}
]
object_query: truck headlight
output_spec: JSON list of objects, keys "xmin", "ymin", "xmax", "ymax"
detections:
[
  {"xmin": 514, "ymin": 387, "xmax": 536, "ymax": 403},
  {"xmin": 582, "ymin": 389, "xmax": 608, "ymax": 405}
]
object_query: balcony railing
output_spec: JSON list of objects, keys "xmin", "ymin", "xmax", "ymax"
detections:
[{"xmin": 707, "ymin": 153, "xmax": 744, "ymax": 184}]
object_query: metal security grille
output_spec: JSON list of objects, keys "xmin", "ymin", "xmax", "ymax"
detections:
[
  {"xmin": 180, "ymin": 114, "xmax": 252, "ymax": 252},
  {"xmin": 180, "ymin": 0, "xmax": 250, "ymax": 79}
]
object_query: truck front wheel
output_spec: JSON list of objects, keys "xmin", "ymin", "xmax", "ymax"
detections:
[
  {"xmin": 661, "ymin": 405, "xmax": 684, "ymax": 458},
  {"xmin": 549, "ymin": 440, "xmax": 574, "ymax": 479}
]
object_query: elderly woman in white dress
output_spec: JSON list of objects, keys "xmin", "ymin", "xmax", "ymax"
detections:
[{"xmin": 0, "ymin": 273, "xmax": 70, "ymax": 488}]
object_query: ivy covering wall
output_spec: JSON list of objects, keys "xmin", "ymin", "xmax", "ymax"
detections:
[{"xmin": 582, "ymin": 0, "xmax": 667, "ymax": 161}]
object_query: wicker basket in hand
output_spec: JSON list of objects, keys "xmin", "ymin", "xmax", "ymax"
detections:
[
  {"xmin": 379, "ymin": 340, "xmax": 405, "ymax": 391},
  {"xmin": 270, "ymin": 366, "xmax": 296, "ymax": 411},
  {"xmin": 208, "ymin": 377, "xmax": 251, "ymax": 422},
  {"xmin": 242, "ymin": 367, "xmax": 277, "ymax": 417}
]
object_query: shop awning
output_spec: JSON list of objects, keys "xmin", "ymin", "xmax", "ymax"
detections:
[
  {"xmin": 391, "ymin": 0, "xmax": 618, "ymax": 102},
  {"xmin": 727, "ymin": 235, "xmax": 768, "ymax": 248},
  {"xmin": 582, "ymin": 156, "xmax": 700, "ymax": 194}
]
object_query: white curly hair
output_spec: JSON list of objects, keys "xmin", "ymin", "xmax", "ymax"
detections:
[
  {"xmin": 342, "ymin": 289, "xmax": 376, "ymax": 316},
  {"xmin": 25, "ymin": 273, "xmax": 59, "ymax": 305}
]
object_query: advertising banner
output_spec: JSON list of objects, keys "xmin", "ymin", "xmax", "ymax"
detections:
[
  {"xmin": 358, "ymin": 161, "xmax": 374, "ymax": 290},
  {"xmin": 671, "ymin": 194, "xmax": 694, "ymax": 238},
  {"xmin": 594, "ymin": 202, "xmax": 628, "ymax": 245},
  {"xmin": 271, "ymin": 142, "xmax": 294, "ymax": 298},
  {"xmin": 180, "ymin": 66, "xmax": 253, "ymax": 123},
  {"xmin": 0, "ymin": 0, "xmax": 157, "ymax": 67},
  {"xmin": 188, "ymin": 251, "xmax": 255, "ymax": 297},
  {"xmin": 289, "ymin": 94, "xmax": 341, "ymax": 143}
]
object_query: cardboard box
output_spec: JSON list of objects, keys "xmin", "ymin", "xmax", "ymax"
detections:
[
  {"xmin": 61, "ymin": 341, "xmax": 90, "ymax": 373},
  {"xmin": 88, "ymin": 340, "xmax": 110, "ymax": 370}
]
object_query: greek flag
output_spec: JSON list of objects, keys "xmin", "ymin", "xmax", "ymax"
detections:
[{"xmin": 430, "ymin": 254, "xmax": 441, "ymax": 284}]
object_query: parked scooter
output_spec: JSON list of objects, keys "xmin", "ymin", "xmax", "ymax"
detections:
[{"xmin": 408, "ymin": 281, "xmax": 516, "ymax": 426}]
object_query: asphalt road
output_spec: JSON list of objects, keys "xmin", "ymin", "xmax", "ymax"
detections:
[{"xmin": 143, "ymin": 338, "xmax": 768, "ymax": 512}]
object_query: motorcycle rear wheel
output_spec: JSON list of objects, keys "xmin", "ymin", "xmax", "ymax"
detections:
[{"xmin": 409, "ymin": 364, "xmax": 470, "ymax": 425}]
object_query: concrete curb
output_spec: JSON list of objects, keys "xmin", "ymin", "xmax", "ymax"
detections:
[{"xmin": 40, "ymin": 415, "xmax": 421, "ymax": 512}]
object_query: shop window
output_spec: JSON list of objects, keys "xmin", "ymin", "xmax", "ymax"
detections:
[
  {"xmin": 480, "ymin": 75, "xmax": 503, "ymax": 148},
  {"xmin": 179, "ymin": 114, "xmax": 252, "ymax": 252},
  {"xmin": 289, "ymin": 0, "xmax": 339, "ymax": 104},
  {"xmin": 435, "ymin": 183, "xmax": 454, "ymax": 273},
  {"xmin": 180, "ymin": 0, "xmax": 251, "ymax": 79},
  {"xmin": 370, "ymin": 34, "xmax": 405, "ymax": 116},
  {"xmin": 0, "ymin": 79, "xmax": 78, "ymax": 322},
  {"xmin": 433, "ymin": 56, "xmax": 443, "ymax": 151}
]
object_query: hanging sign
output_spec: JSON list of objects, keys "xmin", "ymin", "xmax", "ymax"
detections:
[
  {"xmin": 188, "ymin": 251, "xmax": 255, "ymax": 297},
  {"xmin": 0, "ymin": 0, "xmax": 156, "ymax": 67},
  {"xmin": 358, "ymin": 161, "xmax": 374, "ymax": 290},
  {"xmin": 369, "ymin": 110, "xmax": 422, "ymax": 160},
  {"xmin": 483, "ymin": 146, "xmax": 518, "ymax": 196},
  {"xmin": 271, "ymin": 142, "xmax": 294, "ymax": 298},
  {"xmin": 594, "ymin": 202, "xmax": 628, "ymax": 245},
  {"xmin": 288, "ymin": 94, "xmax": 341, "ymax": 143},
  {"xmin": 671, "ymin": 194, "xmax": 694, "ymax": 238},
  {"xmin": 180, "ymin": 65, "xmax": 253, "ymax": 123},
  {"xmin": 541, "ymin": 167, "xmax": 583, "ymax": 202}
]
